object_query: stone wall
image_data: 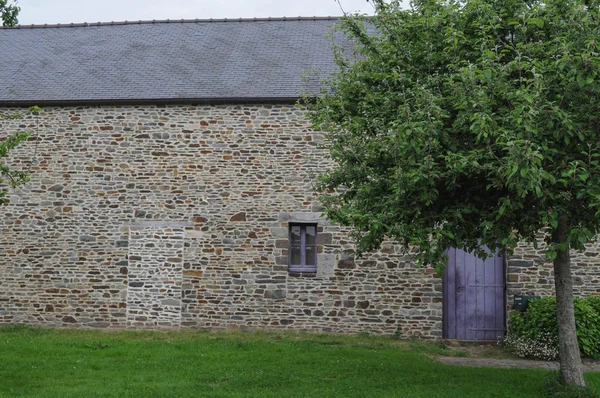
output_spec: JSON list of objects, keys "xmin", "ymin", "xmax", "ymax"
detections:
[
  {"xmin": 0, "ymin": 104, "xmax": 442, "ymax": 337},
  {"xmin": 507, "ymin": 240, "xmax": 600, "ymax": 307}
]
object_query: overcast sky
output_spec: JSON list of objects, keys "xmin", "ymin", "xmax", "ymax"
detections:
[{"xmin": 16, "ymin": 0, "xmax": 382, "ymax": 25}]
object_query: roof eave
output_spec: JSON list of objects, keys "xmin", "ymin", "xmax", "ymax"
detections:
[
  {"xmin": 0, "ymin": 96, "xmax": 307, "ymax": 107},
  {"xmin": 1, "ymin": 16, "xmax": 344, "ymax": 30}
]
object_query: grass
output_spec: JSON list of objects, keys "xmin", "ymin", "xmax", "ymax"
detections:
[
  {"xmin": 543, "ymin": 373, "xmax": 598, "ymax": 398},
  {"xmin": 441, "ymin": 340, "xmax": 519, "ymax": 360},
  {"xmin": 0, "ymin": 326, "xmax": 599, "ymax": 397}
]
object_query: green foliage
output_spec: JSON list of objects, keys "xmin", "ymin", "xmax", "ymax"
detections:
[
  {"xmin": 586, "ymin": 296, "xmax": 600, "ymax": 315},
  {"xmin": 0, "ymin": 0, "xmax": 19, "ymax": 27},
  {"xmin": 305, "ymin": 0, "xmax": 600, "ymax": 270},
  {"xmin": 0, "ymin": 107, "xmax": 39, "ymax": 205},
  {"xmin": 508, "ymin": 297, "xmax": 600, "ymax": 359},
  {"xmin": 509, "ymin": 298, "xmax": 559, "ymax": 338}
]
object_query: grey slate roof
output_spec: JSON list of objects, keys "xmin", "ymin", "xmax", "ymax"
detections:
[{"xmin": 0, "ymin": 17, "xmax": 348, "ymax": 105}]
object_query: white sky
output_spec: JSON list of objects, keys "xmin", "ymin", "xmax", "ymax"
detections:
[{"xmin": 16, "ymin": 0, "xmax": 381, "ymax": 25}]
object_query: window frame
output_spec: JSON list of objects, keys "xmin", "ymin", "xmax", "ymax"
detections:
[{"xmin": 288, "ymin": 223, "xmax": 318, "ymax": 273}]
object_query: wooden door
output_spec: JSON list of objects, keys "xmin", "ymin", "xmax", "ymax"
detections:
[{"xmin": 443, "ymin": 248, "xmax": 506, "ymax": 340}]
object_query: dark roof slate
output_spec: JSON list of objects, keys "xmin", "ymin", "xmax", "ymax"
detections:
[{"xmin": 0, "ymin": 18, "xmax": 347, "ymax": 104}]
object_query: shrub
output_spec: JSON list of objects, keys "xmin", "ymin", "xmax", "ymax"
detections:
[
  {"xmin": 502, "ymin": 332, "xmax": 559, "ymax": 361},
  {"xmin": 574, "ymin": 299, "xmax": 600, "ymax": 359},
  {"xmin": 586, "ymin": 296, "xmax": 600, "ymax": 315},
  {"xmin": 505, "ymin": 296, "xmax": 600, "ymax": 359}
]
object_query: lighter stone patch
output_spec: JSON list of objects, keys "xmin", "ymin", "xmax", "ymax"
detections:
[
  {"xmin": 185, "ymin": 230, "xmax": 203, "ymax": 239},
  {"xmin": 316, "ymin": 254, "xmax": 337, "ymax": 277},
  {"xmin": 126, "ymin": 225, "xmax": 184, "ymax": 329}
]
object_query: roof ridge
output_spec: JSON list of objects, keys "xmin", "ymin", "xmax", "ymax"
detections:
[{"xmin": 1, "ymin": 16, "xmax": 342, "ymax": 29}]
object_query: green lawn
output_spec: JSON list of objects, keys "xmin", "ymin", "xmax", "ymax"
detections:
[{"xmin": 0, "ymin": 326, "xmax": 598, "ymax": 397}]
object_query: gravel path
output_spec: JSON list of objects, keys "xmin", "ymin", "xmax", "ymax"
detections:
[{"xmin": 435, "ymin": 356, "xmax": 600, "ymax": 372}]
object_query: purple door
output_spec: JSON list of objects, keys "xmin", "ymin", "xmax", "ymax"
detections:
[{"xmin": 443, "ymin": 248, "xmax": 506, "ymax": 341}]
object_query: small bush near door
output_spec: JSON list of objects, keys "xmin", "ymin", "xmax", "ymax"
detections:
[
  {"xmin": 503, "ymin": 297, "xmax": 600, "ymax": 360},
  {"xmin": 502, "ymin": 332, "xmax": 559, "ymax": 361}
]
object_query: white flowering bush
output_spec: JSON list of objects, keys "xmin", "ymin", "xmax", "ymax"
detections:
[{"xmin": 500, "ymin": 332, "xmax": 559, "ymax": 361}]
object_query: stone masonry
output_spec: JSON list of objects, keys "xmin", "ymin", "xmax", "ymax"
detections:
[
  {"xmin": 507, "ymin": 240, "xmax": 600, "ymax": 305},
  {"xmin": 0, "ymin": 104, "xmax": 443, "ymax": 337}
]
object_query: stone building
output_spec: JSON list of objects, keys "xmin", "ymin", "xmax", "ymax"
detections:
[{"xmin": 0, "ymin": 18, "xmax": 598, "ymax": 340}]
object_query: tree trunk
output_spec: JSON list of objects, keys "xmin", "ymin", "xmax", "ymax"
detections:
[{"xmin": 552, "ymin": 218, "xmax": 585, "ymax": 387}]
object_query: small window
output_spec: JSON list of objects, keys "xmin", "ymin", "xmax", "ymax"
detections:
[{"xmin": 289, "ymin": 224, "xmax": 317, "ymax": 273}]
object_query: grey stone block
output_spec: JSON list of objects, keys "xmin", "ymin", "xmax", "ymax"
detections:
[
  {"xmin": 508, "ymin": 260, "xmax": 534, "ymax": 267},
  {"xmin": 86, "ymin": 322, "xmax": 110, "ymax": 328},
  {"xmin": 317, "ymin": 233, "xmax": 333, "ymax": 245},
  {"xmin": 275, "ymin": 256, "xmax": 288, "ymax": 265},
  {"xmin": 79, "ymin": 235, "xmax": 96, "ymax": 242},
  {"xmin": 264, "ymin": 289, "xmax": 286, "ymax": 299},
  {"xmin": 270, "ymin": 228, "xmax": 288, "ymax": 238},
  {"xmin": 275, "ymin": 240, "xmax": 288, "ymax": 249}
]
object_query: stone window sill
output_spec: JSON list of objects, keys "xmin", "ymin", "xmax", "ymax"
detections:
[{"xmin": 288, "ymin": 272, "xmax": 317, "ymax": 278}]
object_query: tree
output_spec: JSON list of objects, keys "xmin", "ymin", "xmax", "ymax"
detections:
[
  {"xmin": 1, "ymin": 0, "xmax": 19, "ymax": 27},
  {"xmin": 307, "ymin": 0, "xmax": 600, "ymax": 388},
  {"xmin": 0, "ymin": 0, "xmax": 31, "ymax": 205}
]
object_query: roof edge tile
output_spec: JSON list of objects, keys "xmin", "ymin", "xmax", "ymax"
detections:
[{"xmin": 2, "ymin": 16, "xmax": 343, "ymax": 30}]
